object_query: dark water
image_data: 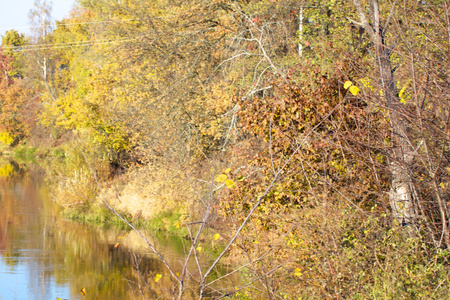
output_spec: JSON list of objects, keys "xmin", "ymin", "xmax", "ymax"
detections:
[{"xmin": 0, "ymin": 161, "xmax": 185, "ymax": 299}]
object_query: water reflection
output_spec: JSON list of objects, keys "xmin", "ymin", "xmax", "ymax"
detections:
[{"xmin": 0, "ymin": 162, "xmax": 180, "ymax": 299}]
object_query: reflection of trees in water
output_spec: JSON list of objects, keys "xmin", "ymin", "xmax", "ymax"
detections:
[
  {"xmin": 0, "ymin": 163, "xmax": 14, "ymax": 177},
  {"xmin": 0, "ymin": 164, "xmax": 233, "ymax": 298},
  {"xmin": 0, "ymin": 159, "xmax": 27, "ymax": 181},
  {"xmin": 0, "ymin": 169, "xmax": 41, "ymax": 269},
  {"xmin": 45, "ymin": 220, "xmax": 171, "ymax": 298},
  {"xmin": 0, "ymin": 171, "xmax": 187, "ymax": 298}
]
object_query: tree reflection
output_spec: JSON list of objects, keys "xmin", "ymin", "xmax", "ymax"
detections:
[{"xmin": 0, "ymin": 164, "xmax": 185, "ymax": 299}]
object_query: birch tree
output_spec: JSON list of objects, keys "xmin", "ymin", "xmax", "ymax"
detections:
[
  {"xmin": 351, "ymin": 0, "xmax": 418, "ymax": 226},
  {"xmin": 28, "ymin": 0, "xmax": 57, "ymax": 102}
]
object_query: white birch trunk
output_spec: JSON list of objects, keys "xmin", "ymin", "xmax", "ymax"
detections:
[
  {"xmin": 298, "ymin": 6, "xmax": 303, "ymax": 57},
  {"xmin": 352, "ymin": 0, "xmax": 418, "ymax": 225}
]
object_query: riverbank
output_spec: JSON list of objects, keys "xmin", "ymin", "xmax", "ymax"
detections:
[
  {"xmin": 0, "ymin": 143, "xmax": 61, "ymax": 162},
  {"xmin": 62, "ymin": 204, "xmax": 188, "ymax": 235},
  {"xmin": 0, "ymin": 172, "xmax": 192, "ymax": 299},
  {"xmin": 0, "ymin": 143, "xmax": 189, "ymax": 237},
  {"xmin": 0, "ymin": 153, "xmax": 235, "ymax": 298},
  {"xmin": 2, "ymin": 139, "xmax": 450, "ymax": 299}
]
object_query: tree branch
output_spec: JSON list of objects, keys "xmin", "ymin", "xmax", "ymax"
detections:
[{"xmin": 352, "ymin": 0, "xmax": 375, "ymax": 41}]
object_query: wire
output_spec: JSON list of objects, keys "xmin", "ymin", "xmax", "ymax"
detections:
[
  {"xmin": 0, "ymin": 19, "xmax": 138, "ymax": 32},
  {"xmin": 2, "ymin": 36, "xmax": 142, "ymax": 52},
  {"xmin": 3, "ymin": 37, "xmax": 129, "ymax": 50},
  {"xmin": 1, "ymin": 29, "xmax": 153, "ymax": 52},
  {"xmin": 1, "ymin": 18, "xmax": 146, "ymax": 52}
]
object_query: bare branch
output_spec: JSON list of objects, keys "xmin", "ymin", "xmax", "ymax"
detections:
[{"xmin": 352, "ymin": 0, "xmax": 375, "ymax": 41}]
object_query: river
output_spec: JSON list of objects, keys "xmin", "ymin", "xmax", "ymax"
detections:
[{"xmin": 0, "ymin": 161, "xmax": 186, "ymax": 299}]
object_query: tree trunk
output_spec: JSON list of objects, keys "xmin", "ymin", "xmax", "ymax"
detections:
[
  {"xmin": 353, "ymin": 0, "xmax": 418, "ymax": 225},
  {"xmin": 376, "ymin": 42, "xmax": 417, "ymax": 224}
]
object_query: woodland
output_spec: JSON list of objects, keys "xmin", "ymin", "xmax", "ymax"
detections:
[{"xmin": 1, "ymin": 0, "xmax": 450, "ymax": 298}]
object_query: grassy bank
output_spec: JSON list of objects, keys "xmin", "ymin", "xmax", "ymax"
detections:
[
  {"xmin": 0, "ymin": 142, "xmax": 66, "ymax": 161},
  {"xmin": 62, "ymin": 202, "xmax": 189, "ymax": 236},
  {"xmin": 1, "ymin": 140, "xmax": 189, "ymax": 237}
]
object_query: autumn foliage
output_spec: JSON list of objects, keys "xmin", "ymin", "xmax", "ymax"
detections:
[
  {"xmin": 0, "ymin": 48, "xmax": 38, "ymax": 145},
  {"xmin": 1, "ymin": 0, "xmax": 450, "ymax": 298}
]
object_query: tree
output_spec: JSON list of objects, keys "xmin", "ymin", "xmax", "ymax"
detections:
[
  {"xmin": 0, "ymin": 48, "xmax": 36, "ymax": 145},
  {"xmin": 352, "ymin": 0, "xmax": 417, "ymax": 226},
  {"xmin": 28, "ymin": 0, "xmax": 450, "ymax": 297},
  {"xmin": 28, "ymin": 0, "xmax": 57, "ymax": 102},
  {"xmin": 350, "ymin": 0, "xmax": 450, "ymax": 247},
  {"xmin": 1, "ymin": 30, "xmax": 27, "ymax": 78}
]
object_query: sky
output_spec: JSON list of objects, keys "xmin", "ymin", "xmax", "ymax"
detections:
[{"xmin": 0, "ymin": 0, "xmax": 76, "ymax": 37}]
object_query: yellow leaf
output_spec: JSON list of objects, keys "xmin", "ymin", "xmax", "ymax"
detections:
[
  {"xmin": 344, "ymin": 81, "xmax": 353, "ymax": 89},
  {"xmin": 196, "ymin": 246, "xmax": 203, "ymax": 252},
  {"xmin": 398, "ymin": 85, "xmax": 406, "ymax": 98},
  {"xmin": 225, "ymin": 179, "xmax": 236, "ymax": 188},
  {"xmin": 213, "ymin": 233, "xmax": 220, "ymax": 240},
  {"xmin": 80, "ymin": 287, "xmax": 86, "ymax": 296},
  {"xmin": 349, "ymin": 85, "xmax": 359, "ymax": 95},
  {"xmin": 215, "ymin": 174, "xmax": 227, "ymax": 182},
  {"xmin": 154, "ymin": 273, "xmax": 163, "ymax": 282},
  {"xmin": 224, "ymin": 168, "xmax": 231, "ymax": 173}
]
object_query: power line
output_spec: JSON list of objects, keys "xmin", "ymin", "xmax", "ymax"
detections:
[
  {"xmin": 0, "ymin": 19, "xmax": 138, "ymax": 33},
  {"xmin": 3, "ymin": 37, "xmax": 131, "ymax": 50},
  {"xmin": 2, "ymin": 36, "xmax": 142, "ymax": 52}
]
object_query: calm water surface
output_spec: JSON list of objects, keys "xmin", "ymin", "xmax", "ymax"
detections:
[{"xmin": 0, "ymin": 161, "xmax": 184, "ymax": 299}]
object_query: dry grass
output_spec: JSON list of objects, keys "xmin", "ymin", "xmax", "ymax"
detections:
[{"xmin": 99, "ymin": 162, "xmax": 193, "ymax": 220}]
